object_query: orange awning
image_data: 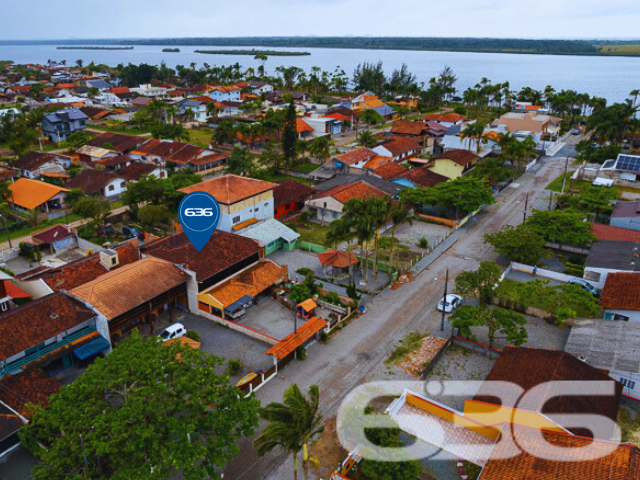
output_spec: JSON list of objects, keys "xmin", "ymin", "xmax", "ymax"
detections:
[{"xmin": 265, "ymin": 317, "xmax": 327, "ymax": 360}]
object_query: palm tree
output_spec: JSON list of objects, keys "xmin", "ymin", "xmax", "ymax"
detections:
[
  {"xmin": 254, "ymin": 384, "xmax": 324, "ymax": 480},
  {"xmin": 326, "ymin": 218, "xmax": 355, "ymax": 280},
  {"xmin": 461, "ymin": 122, "xmax": 486, "ymax": 154},
  {"xmin": 205, "ymin": 102, "xmax": 219, "ymax": 123},
  {"xmin": 388, "ymin": 201, "xmax": 411, "ymax": 272},
  {"xmin": 358, "ymin": 130, "xmax": 376, "ymax": 148},
  {"xmin": 309, "ymin": 136, "xmax": 334, "ymax": 160},
  {"xmin": 165, "ymin": 105, "xmax": 178, "ymax": 124}
]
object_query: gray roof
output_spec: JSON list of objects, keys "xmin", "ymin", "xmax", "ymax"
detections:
[
  {"xmin": 565, "ymin": 319, "xmax": 640, "ymax": 373},
  {"xmin": 611, "ymin": 200, "xmax": 640, "ymax": 219},
  {"xmin": 372, "ymin": 104, "xmax": 396, "ymax": 116},
  {"xmin": 237, "ymin": 218, "xmax": 299, "ymax": 247},
  {"xmin": 44, "ymin": 108, "xmax": 88, "ymax": 124},
  {"xmin": 315, "ymin": 173, "xmax": 405, "ymax": 196},
  {"xmin": 85, "ymin": 79, "xmax": 111, "ymax": 89},
  {"xmin": 182, "ymin": 100, "xmax": 203, "ymax": 108},
  {"xmin": 585, "ymin": 240, "xmax": 640, "ymax": 271}
]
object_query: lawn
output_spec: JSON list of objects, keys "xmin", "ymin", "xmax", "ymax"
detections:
[
  {"xmin": 186, "ymin": 128, "xmax": 213, "ymax": 147},
  {"xmin": 6, "ymin": 212, "xmax": 84, "ymax": 241},
  {"xmin": 89, "ymin": 124, "xmax": 152, "ymax": 136},
  {"xmin": 546, "ymin": 171, "xmax": 592, "ymax": 192},
  {"xmin": 286, "ymin": 220, "xmax": 330, "ymax": 245},
  {"xmin": 293, "ymin": 162, "xmax": 320, "ymax": 173}
]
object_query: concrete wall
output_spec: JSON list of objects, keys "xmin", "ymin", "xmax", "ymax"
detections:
[
  {"xmin": 197, "ymin": 309, "xmax": 279, "ymax": 346},
  {"xmin": 13, "ymin": 279, "xmax": 53, "ymax": 299},
  {"xmin": 511, "ymin": 262, "xmax": 578, "ymax": 283},
  {"xmin": 428, "ymin": 158, "xmax": 464, "ymax": 179}
]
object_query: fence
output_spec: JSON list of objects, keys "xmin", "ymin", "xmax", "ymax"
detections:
[
  {"xmin": 316, "ymin": 297, "xmax": 348, "ymax": 315},
  {"xmin": 295, "ymin": 241, "xmax": 329, "ymax": 253},
  {"xmin": 420, "ymin": 336, "xmax": 453, "ymax": 379},
  {"xmin": 510, "ymin": 261, "xmax": 582, "ymax": 283},
  {"xmin": 416, "ymin": 213, "xmax": 458, "ymax": 228},
  {"xmin": 452, "ymin": 335, "xmax": 502, "ymax": 359},
  {"xmin": 0, "ymin": 247, "xmax": 20, "ymax": 263}
]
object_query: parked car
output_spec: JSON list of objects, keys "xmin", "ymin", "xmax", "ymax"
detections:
[
  {"xmin": 159, "ymin": 323, "xmax": 186, "ymax": 341},
  {"xmin": 97, "ymin": 224, "xmax": 120, "ymax": 237},
  {"xmin": 568, "ymin": 279, "xmax": 599, "ymax": 296},
  {"xmin": 572, "ymin": 129, "xmax": 581, "ymax": 135},
  {"xmin": 437, "ymin": 294, "xmax": 462, "ymax": 313},
  {"xmin": 122, "ymin": 225, "xmax": 143, "ymax": 239}
]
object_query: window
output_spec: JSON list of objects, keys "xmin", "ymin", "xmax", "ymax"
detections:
[
  {"xmin": 620, "ymin": 378, "xmax": 636, "ymax": 390},
  {"xmin": 108, "ymin": 185, "xmax": 114, "ymax": 191},
  {"xmin": 332, "ymin": 212, "xmax": 338, "ymax": 219},
  {"xmin": 255, "ymin": 207, "xmax": 259, "ymax": 212},
  {"xmin": 614, "ymin": 313, "xmax": 630, "ymax": 322},
  {"xmin": 120, "ymin": 182, "xmax": 126, "ymax": 188},
  {"xmin": 584, "ymin": 270, "xmax": 601, "ymax": 282},
  {"xmin": 0, "ymin": 302, "xmax": 7, "ymax": 312},
  {"xmin": 232, "ymin": 216, "xmax": 241, "ymax": 224}
]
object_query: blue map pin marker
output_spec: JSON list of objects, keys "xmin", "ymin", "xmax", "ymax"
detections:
[{"xmin": 178, "ymin": 192, "xmax": 221, "ymax": 251}]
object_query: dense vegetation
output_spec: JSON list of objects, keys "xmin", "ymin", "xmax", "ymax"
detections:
[{"xmin": 195, "ymin": 49, "xmax": 310, "ymax": 56}]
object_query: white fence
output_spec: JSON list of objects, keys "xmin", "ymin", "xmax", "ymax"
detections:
[
  {"xmin": 0, "ymin": 247, "xmax": 20, "ymax": 263},
  {"xmin": 510, "ymin": 261, "xmax": 581, "ymax": 284}
]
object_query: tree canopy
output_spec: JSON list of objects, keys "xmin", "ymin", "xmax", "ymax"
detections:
[
  {"xmin": 455, "ymin": 261, "xmax": 503, "ymax": 307},
  {"xmin": 451, "ymin": 305, "xmax": 528, "ymax": 347},
  {"xmin": 524, "ymin": 209, "xmax": 595, "ymax": 246},
  {"xmin": 484, "ymin": 224, "xmax": 547, "ymax": 265},
  {"xmin": 22, "ymin": 334, "xmax": 259, "ymax": 480}
]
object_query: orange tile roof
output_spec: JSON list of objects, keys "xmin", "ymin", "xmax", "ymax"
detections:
[
  {"xmin": 318, "ymin": 250, "xmax": 358, "ymax": 268},
  {"xmin": 373, "ymin": 162, "xmax": 408, "ymax": 179},
  {"xmin": 423, "ymin": 112, "xmax": 466, "ymax": 122},
  {"xmin": 334, "ymin": 147, "xmax": 377, "ymax": 166},
  {"xmin": 297, "ymin": 118, "xmax": 314, "ymax": 133},
  {"xmin": 108, "ymin": 86, "xmax": 130, "ymax": 94},
  {"xmin": 8, "ymin": 178, "xmax": 69, "ymax": 210},
  {"xmin": 198, "ymin": 260, "xmax": 287, "ymax": 309},
  {"xmin": 178, "ymin": 174, "xmax": 277, "ymax": 205},
  {"xmin": 600, "ymin": 272, "xmax": 640, "ymax": 310},
  {"xmin": 70, "ymin": 257, "xmax": 189, "ymax": 320},
  {"xmin": 265, "ymin": 316, "xmax": 327, "ymax": 359},
  {"xmin": 363, "ymin": 155, "xmax": 394, "ymax": 170},
  {"xmin": 433, "ymin": 149, "xmax": 478, "ymax": 166},
  {"xmin": 313, "ymin": 181, "xmax": 388, "ymax": 204},
  {"xmin": 298, "ymin": 298, "xmax": 317, "ymax": 312},
  {"xmin": 363, "ymin": 95, "xmax": 385, "ymax": 109},
  {"xmin": 482, "ymin": 131, "xmax": 502, "ymax": 142},
  {"xmin": 479, "ymin": 426, "xmax": 640, "ymax": 480}
]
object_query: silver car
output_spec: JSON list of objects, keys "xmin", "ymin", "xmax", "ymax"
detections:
[
  {"xmin": 437, "ymin": 294, "xmax": 463, "ymax": 313},
  {"xmin": 568, "ymin": 279, "xmax": 599, "ymax": 296}
]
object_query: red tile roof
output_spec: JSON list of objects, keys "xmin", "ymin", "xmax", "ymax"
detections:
[
  {"xmin": 13, "ymin": 151, "xmax": 69, "ymax": 172},
  {"xmin": 117, "ymin": 162, "xmax": 159, "ymax": 181},
  {"xmin": 0, "ymin": 280, "xmax": 31, "ymax": 300},
  {"xmin": 372, "ymin": 162, "xmax": 408, "ymax": 179},
  {"xmin": 168, "ymin": 144, "xmax": 206, "ymax": 164},
  {"xmin": 141, "ymin": 231, "xmax": 262, "ymax": 284},
  {"xmin": 273, "ymin": 180, "xmax": 315, "ymax": 207},
  {"xmin": 378, "ymin": 137, "xmax": 421, "ymax": 157},
  {"xmin": 0, "ymin": 292, "xmax": 96, "ymax": 360},
  {"xmin": 423, "ymin": 112, "xmax": 466, "ymax": 122},
  {"xmin": 397, "ymin": 165, "xmax": 449, "ymax": 188},
  {"xmin": 88, "ymin": 132, "xmax": 147, "ymax": 153},
  {"xmin": 265, "ymin": 317, "xmax": 327, "ymax": 359},
  {"xmin": 433, "ymin": 149, "xmax": 478, "ymax": 166},
  {"xmin": 318, "ymin": 250, "xmax": 358, "ymax": 268},
  {"xmin": 65, "ymin": 169, "xmax": 122, "ymax": 194},
  {"xmin": 21, "ymin": 242, "xmax": 139, "ymax": 291},
  {"xmin": 590, "ymin": 223, "xmax": 640, "ymax": 243},
  {"xmin": 296, "ymin": 118, "xmax": 314, "ymax": 133},
  {"xmin": 362, "ymin": 155, "xmax": 394, "ymax": 170},
  {"xmin": 0, "ymin": 369, "xmax": 61, "ymax": 418},
  {"xmin": 32, "ymin": 225, "xmax": 72, "ymax": 244},
  {"xmin": 95, "ymin": 153, "xmax": 134, "ymax": 168},
  {"xmin": 334, "ymin": 147, "xmax": 377, "ymax": 166},
  {"xmin": 600, "ymin": 272, "xmax": 640, "ymax": 310},
  {"xmin": 479, "ymin": 426, "xmax": 640, "ymax": 480},
  {"xmin": 391, "ymin": 120, "xmax": 427, "ymax": 136},
  {"xmin": 178, "ymin": 174, "xmax": 277, "ymax": 205},
  {"xmin": 108, "ymin": 86, "xmax": 130, "ymax": 94},
  {"xmin": 313, "ymin": 180, "xmax": 388, "ymax": 204},
  {"xmin": 186, "ymin": 151, "xmax": 231, "ymax": 167},
  {"xmin": 474, "ymin": 346, "xmax": 622, "ymax": 438}
]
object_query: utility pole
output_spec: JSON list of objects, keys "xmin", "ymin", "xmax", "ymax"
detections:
[
  {"xmin": 561, "ymin": 155, "xmax": 570, "ymax": 194},
  {"xmin": 548, "ymin": 191, "xmax": 553, "ymax": 211},
  {"xmin": 523, "ymin": 193, "xmax": 529, "ymax": 223},
  {"xmin": 440, "ymin": 269, "xmax": 449, "ymax": 332}
]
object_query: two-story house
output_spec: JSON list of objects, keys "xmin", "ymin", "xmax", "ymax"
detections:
[
  {"xmin": 208, "ymin": 85, "xmax": 241, "ymax": 102},
  {"xmin": 41, "ymin": 108, "xmax": 88, "ymax": 142},
  {"xmin": 12, "ymin": 151, "xmax": 72, "ymax": 179}
]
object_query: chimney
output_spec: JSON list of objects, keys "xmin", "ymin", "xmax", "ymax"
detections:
[{"xmin": 99, "ymin": 248, "xmax": 119, "ymax": 270}]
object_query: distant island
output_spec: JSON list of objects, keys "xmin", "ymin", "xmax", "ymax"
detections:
[
  {"xmin": 56, "ymin": 46, "xmax": 134, "ymax": 50},
  {"xmin": 194, "ymin": 49, "xmax": 310, "ymax": 56},
  {"xmin": 11, "ymin": 37, "xmax": 637, "ymax": 57},
  {"xmin": 162, "ymin": 48, "xmax": 180, "ymax": 52}
]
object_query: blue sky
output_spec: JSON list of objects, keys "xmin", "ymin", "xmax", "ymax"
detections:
[{"xmin": 2, "ymin": 0, "xmax": 639, "ymax": 40}]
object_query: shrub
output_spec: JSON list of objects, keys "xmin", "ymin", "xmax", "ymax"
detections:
[
  {"xmin": 319, "ymin": 331, "xmax": 329, "ymax": 343},
  {"xmin": 417, "ymin": 237, "xmax": 429, "ymax": 249},
  {"xmin": 226, "ymin": 358, "xmax": 242, "ymax": 375},
  {"xmin": 0, "ymin": 266, "xmax": 14, "ymax": 276},
  {"xmin": 296, "ymin": 267, "xmax": 314, "ymax": 276},
  {"xmin": 185, "ymin": 330, "xmax": 201, "ymax": 342},
  {"xmin": 296, "ymin": 346, "xmax": 307, "ymax": 361},
  {"xmin": 453, "ymin": 105, "xmax": 467, "ymax": 115}
]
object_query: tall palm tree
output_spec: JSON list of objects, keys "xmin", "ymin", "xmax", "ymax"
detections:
[
  {"xmin": 253, "ymin": 384, "xmax": 324, "ymax": 480},
  {"xmin": 461, "ymin": 122, "xmax": 486, "ymax": 154},
  {"xmin": 358, "ymin": 130, "xmax": 376, "ymax": 148},
  {"xmin": 388, "ymin": 201, "xmax": 411, "ymax": 272},
  {"xmin": 326, "ymin": 218, "xmax": 355, "ymax": 281}
]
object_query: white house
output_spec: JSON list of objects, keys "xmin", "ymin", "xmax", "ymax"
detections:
[
  {"xmin": 249, "ymin": 81, "xmax": 273, "ymax": 95},
  {"xmin": 208, "ymin": 86, "xmax": 241, "ymax": 102},
  {"xmin": 599, "ymin": 271, "xmax": 640, "ymax": 322},
  {"xmin": 179, "ymin": 99, "xmax": 208, "ymax": 122},
  {"xmin": 583, "ymin": 241, "xmax": 640, "ymax": 290},
  {"xmin": 65, "ymin": 170, "xmax": 127, "ymax": 199},
  {"xmin": 565, "ymin": 319, "xmax": 640, "ymax": 397}
]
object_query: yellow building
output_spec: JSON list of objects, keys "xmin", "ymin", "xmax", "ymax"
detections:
[{"xmin": 428, "ymin": 149, "xmax": 479, "ymax": 179}]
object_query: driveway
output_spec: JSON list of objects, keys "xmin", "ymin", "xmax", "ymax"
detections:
[
  {"xmin": 241, "ymin": 297, "xmax": 297, "ymax": 341},
  {"xmin": 179, "ymin": 312, "xmax": 274, "ymax": 383}
]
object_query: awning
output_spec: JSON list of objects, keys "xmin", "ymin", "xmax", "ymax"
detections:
[
  {"xmin": 73, "ymin": 336, "xmax": 110, "ymax": 360},
  {"xmin": 265, "ymin": 317, "xmax": 327, "ymax": 360},
  {"xmin": 225, "ymin": 294, "xmax": 253, "ymax": 313},
  {"xmin": 237, "ymin": 218, "xmax": 300, "ymax": 246}
]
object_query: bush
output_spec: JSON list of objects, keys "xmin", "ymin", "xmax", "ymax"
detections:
[
  {"xmin": 319, "ymin": 331, "xmax": 329, "ymax": 343},
  {"xmin": 296, "ymin": 267, "xmax": 314, "ymax": 276},
  {"xmin": 185, "ymin": 330, "xmax": 201, "ymax": 342},
  {"xmin": 453, "ymin": 105, "xmax": 467, "ymax": 115},
  {"xmin": 226, "ymin": 358, "xmax": 242, "ymax": 375},
  {"xmin": 296, "ymin": 346, "xmax": 307, "ymax": 361},
  {"xmin": 0, "ymin": 266, "xmax": 14, "ymax": 276},
  {"xmin": 417, "ymin": 237, "xmax": 429, "ymax": 249}
]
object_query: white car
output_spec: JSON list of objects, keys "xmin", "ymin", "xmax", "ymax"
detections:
[
  {"xmin": 159, "ymin": 323, "xmax": 186, "ymax": 342},
  {"xmin": 437, "ymin": 294, "xmax": 462, "ymax": 313}
]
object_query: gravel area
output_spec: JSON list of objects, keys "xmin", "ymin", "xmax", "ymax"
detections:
[{"xmin": 394, "ymin": 220, "xmax": 453, "ymax": 251}]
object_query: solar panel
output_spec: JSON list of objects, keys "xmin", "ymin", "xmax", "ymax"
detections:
[{"xmin": 615, "ymin": 155, "xmax": 640, "ymax": 173}]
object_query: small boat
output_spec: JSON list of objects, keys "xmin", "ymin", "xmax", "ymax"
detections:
[{"xmin": 236, "ymin": 370, "xmax": 263, "ymax": 387}]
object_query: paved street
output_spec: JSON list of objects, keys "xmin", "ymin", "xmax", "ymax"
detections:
[{"xmin": 222, "ymin": 154, "xmax": 568, "ymax": 480}]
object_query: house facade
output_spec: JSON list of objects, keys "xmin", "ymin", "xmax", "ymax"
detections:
[
  {"xmin": 584, "ymin": 241, "xmax": 640, "ymax": 290},
  {"xmin": 428, "ymin": 149, "xmax": 479, "ymax": 179},
  {"xmin": 41, "ymin": 108, "xmax": 87, "ymax": 142},
  {"xmin": 208, "ymin": 86, "xmax": 241, "ymax": 102}
]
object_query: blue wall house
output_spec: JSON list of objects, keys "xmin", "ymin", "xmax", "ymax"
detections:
[{"xmin": 41, "ymin": 108, "xmax": 88, "ymax": 143}]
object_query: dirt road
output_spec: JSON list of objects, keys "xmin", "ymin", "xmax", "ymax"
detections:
[{"xmin": 222, "ymin": 155, "xmax": 567, "ymax": 480}]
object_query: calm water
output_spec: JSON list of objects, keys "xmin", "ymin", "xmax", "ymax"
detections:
[{"xmin": 1, "ymin": 44, "xmax": 639, "ymax": 103}]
